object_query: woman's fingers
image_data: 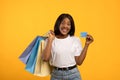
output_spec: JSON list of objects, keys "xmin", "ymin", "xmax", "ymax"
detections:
[{"xmin": 86, "ymin": 34, "xmax": 94, "ymax": 44}]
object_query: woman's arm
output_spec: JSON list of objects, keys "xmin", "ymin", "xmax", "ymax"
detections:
[
  {"xmin": 42, "ymin": 30, "xmax": 55, "ymax": 62},
  {"xmin": 75, "ymin": 34, "xmax": 94, "ymax": 65}
]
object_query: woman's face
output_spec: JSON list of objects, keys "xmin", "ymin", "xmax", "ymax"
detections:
[{"xmin": 59, "ymin": 18, "xmax": 71, "ymax": 36}]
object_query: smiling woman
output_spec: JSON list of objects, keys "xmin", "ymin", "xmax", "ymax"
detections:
[
  {"xmin": 59, "ymin": 18, "xmax": 71, "ymax": 37},
  {"xmin": 54, "ymin": 14, "xmax": 75, "ymax": 39},
  {"xmin": 42, "ymin": 13, "xmax": 94, "ymax": 80}
]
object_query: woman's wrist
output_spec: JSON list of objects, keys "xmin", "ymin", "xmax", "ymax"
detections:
[
  {"xmin": 85, "ymin": 43, "xmax": 90, "ymax": 47},
  {"xmin": 48, "ymin": 38, "xmax": 53, "ymax": 44}
]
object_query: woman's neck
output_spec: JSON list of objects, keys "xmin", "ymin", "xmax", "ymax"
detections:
[{"xmin": 56, "ymin": 34, "xmax": 68, "ymax": 39}]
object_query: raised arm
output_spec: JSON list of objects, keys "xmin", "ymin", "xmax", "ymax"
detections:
[
  {"xmin": 42, "ymin": 30, "xmax": 55, "ymax": 62},
  {"xmin": 75, "ymin": 34, "xmax": 94, "ymax": 65}
]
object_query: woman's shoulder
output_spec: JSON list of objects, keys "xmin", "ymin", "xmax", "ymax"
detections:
[
  {"xmin": 70, "ymin": 36, "xmax": 80, "ymax": 40},
  {"xmin": 70, "ymin": 36, "xmax": 82, "ymax": 45},
  {"xmin": 69, "ymin": 36, "xmax": 81, "ymax": 43}
]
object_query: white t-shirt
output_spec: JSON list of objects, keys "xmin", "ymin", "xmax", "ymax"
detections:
[{"xmin": 45, "ymin": 35, "xmax": 83, "ymax": 68}]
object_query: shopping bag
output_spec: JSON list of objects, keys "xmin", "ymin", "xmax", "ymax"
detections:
[
  {"xmin": 25, "ymin": 37, "xmax": 44, "ymax": 73},
  {"xmin": 19, "ymin": 34, "xmax": 52, "ymax": 77},
  {"xmin": 19, "ymin": 36, "xmax": 39, "ymax": 64},
  {"xmin": 34, "ymin": 40, "xmax": 52, "ymax": 77}
]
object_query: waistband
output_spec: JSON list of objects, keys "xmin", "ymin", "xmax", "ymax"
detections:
[{"xmin": 54, "ymin": 65, "xmax": 77, "ymax": 71}]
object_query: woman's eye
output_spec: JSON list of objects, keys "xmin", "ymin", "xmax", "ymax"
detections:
[{"xmin": 61, "ymin": 22, "xmax": 65, "ymax": 25}]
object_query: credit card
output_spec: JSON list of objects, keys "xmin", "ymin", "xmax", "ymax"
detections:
[{"xmin": 80, "ymin": 32, "xmax": 87, "ymax": 37}]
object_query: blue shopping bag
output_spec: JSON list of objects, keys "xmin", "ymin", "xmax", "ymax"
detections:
[
  {"xmin": 25, "ymin": 36, "xmax": 46, "ymax": 73},
  {"xmin": 19, "ymin": 36, "xmax": 39, "ymax": 64}
]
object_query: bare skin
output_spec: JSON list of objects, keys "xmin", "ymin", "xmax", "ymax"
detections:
[{"xmin": 75, "ymin": 34, "xmax": 94, "ymax": 65}]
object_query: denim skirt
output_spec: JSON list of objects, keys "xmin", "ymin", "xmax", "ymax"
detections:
[{"xmin": 50, "ymin": 67, "xmax": 82, "ymax": 80}]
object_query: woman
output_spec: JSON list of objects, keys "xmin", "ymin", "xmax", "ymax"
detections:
[{"xmin": 42, "ymin": 13, "xmax": 94, "ymax": 80}]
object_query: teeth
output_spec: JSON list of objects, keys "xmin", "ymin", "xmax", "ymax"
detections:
[{"xmin": 63, "ymin": 29, "xmax": 67, "ymax": 32}]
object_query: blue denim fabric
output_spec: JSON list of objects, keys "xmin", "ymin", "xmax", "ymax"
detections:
[{"xmin": 50, "ymin": 67, "xmax": 82, "ymax": 80}]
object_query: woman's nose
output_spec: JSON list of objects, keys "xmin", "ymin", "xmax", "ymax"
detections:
[{"xmin": 63, "ymin": 23, "xmax": 68, "ymax": 28}]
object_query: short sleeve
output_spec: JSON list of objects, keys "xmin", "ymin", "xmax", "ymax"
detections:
[{"xmin": 74, "ymin": 37, "xmax": 83, "ymax": 56}]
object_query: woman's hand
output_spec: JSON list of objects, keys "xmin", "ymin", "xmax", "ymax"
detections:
[
  {"xmin": 48, "ymin": 30, "xmax": 55, "ymax": 42},
  {"xmin": 85, "ymin": 34, "xmax": 94, "ymax": 45}
]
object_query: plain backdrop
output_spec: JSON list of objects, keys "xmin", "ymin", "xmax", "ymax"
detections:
[{"xmin": 0, "ymin": 0, "xmax": 120, "ymax": 80}]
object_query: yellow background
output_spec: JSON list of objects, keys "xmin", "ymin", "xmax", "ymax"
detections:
[{"xmin": 0, "ymin": 0, "xmax": 120, "ymax": 80}]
